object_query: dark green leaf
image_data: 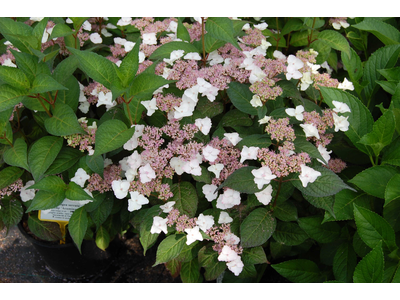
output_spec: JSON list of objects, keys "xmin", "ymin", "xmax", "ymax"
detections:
[
  {"xmin": 68, "ymin": 206, "xmax": 88, "ymax": 253},
  {"xmin": 170, "ymin": 181, "xmax": 198, "ymax": 218},
  {"xmin": 353, "ymin": 241, "xmax": 384, "ymax": 283},
  {"xmin": 154, "ymin": 234, "xmax": 186, "ymax": 266},
  {"xmin": 44, "ymin": 103, "xmax": 86, "ymax": 136},
  {"xmin": 28, "ymin": 214, "xmax": 62, "ymax": 242},
  {"xmin": 3, "ymin": 138, "xmax": 29, "ymax": 171},
  {"xmin": 272, "ymin": 259, "xmax": 321, "ymax": 283}
]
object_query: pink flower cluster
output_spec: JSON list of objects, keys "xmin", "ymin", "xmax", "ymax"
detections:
[
  {"xmin": 0, "ymin": 179, "xmax": 23, "ymax": 199},
  {"xmin": 64, "ymin": 120, "xmax": 96, "ymax": 153},
  {"xmin": 86, "ymin": 164, "xmax": 122, "ymax": 194}
]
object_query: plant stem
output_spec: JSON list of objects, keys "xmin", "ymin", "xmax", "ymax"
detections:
[
  {"xmin": 36, "ymin": 95, "xmax": 52, "ymax": 117},
  {"xmin": 201, "ymin": 17, "xmax": 206, "ymax": 67},
  {"xmin": 307, "ymin": 17, "xmax": 317, "ymax": 48},
  {"xmin": 123, "ymin": 96, "xmax": 134, "ymax": 126}
]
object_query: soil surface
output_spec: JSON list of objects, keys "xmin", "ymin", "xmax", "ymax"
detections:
[{"xmin": 0, "ymin": 225, "xmax": 288, "ymax": 283}]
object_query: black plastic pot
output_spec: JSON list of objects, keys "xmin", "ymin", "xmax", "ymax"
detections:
[{"xmin": 18, "ymin": 222, "xmax": 121, "ymax": 279}]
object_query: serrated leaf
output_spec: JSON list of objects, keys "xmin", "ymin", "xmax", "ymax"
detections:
[
  {"xmin": 242, "ymin": 246, "xmax": 268, "ymax": 265},
  {"xmin": 29, "ymin": 175, "xmax": 67, "ymax": 193},
  {"xmin": 333, "ymin": 242, "xmax": 357, "ymax": 283},
  {"xmin": 45, "ymin": 147, "xmax": 84, "ymax": 176},
  {"xmin": 66, "ymin": 182, "xmax": 93, "ymax": 201},
  {"xmin": 29, "ymin": 74, "xmax": 68, "ymax": 94},
  {"xmin": 272, "ymin": 200, "xmax": 298, "ymax": 222},
  {"xmin": 385, "ymin": 174, "xmax": 400, "ymax": 206},
  {"xmin": 271, "ymin": 259, "xmax": 321, "ymax": 283},
  {"xmin": 0, "ymin": 84, "xmax": 28, "ymax": 112},
  {"xmin": 89, "ymin": 195, "xmax": 113, "ymax": 230},
  {"xmin": 220, "ymin": 109, "xmax": 253, "ymax": 127},
  {"xmin": 44, "ymin": 103, "xmax": 86, "ymax": 136},
  {"xmin": 353, "ymin": 18, "xmax": 400, "ymax": 46},
  {"xmin": 93, "ymin": 119, "xmax": 135, "ymax": 157},
  {"xmin": 349, "ymin": 165, "xmax": 398, "ymax": 199},
  {"xmin": 117, "ymin": 37, "xmax": 141, "ymax": 87},
  {"xmin": 3, "ymin": 138, "xmax": 29, "ymax": 171},
  {"xmin": 219, "ymin": 166, "xmax": 261, "ymax": 194},
  {"xmin": 170, "ymin": 181, "xmax": 198, "ymax": 218},
  {"xmin": 272, "ymin": 221, "xmax": 308, "ymax": 246},
  {"xmin": 382, "ymin": 136, "xmax": 400, "ymax": 166},
  {"xmin": 68, "ymin": 206, "xmax": 88, "ymax": 253},
  {"xmin": 353, "ymin": 241, "xmax": 384, "ymax": 283},
  {"xmin": 298, "ymin": 215, "xmax": 341, "ymax": 243},
  {"xmin": 127, "ymin": 72, "xmax": 173, "ymax": 100},
  {"xmin": 0, "ymin": 166, "xmax": 24, "ymax": 190},
  {"xmin": 26, "ymin": 190, "xmax": 66, "ymax": 212},
  {"xmin": 354, "ymin": 204, "xmax": 398, "ymax": 253},
  {"xmin": 226, "ymin": 82, "xmax": 258, "ymax": 115},
  {"xmin": 27, "ymin": 136, "xmax": 63, "ymax": 182},
  {"xmin": 0, "ymin": 198, "xmax": 23, "ymax": 230},
  {"xmin": 0, "ymin": 65, "xmax": 30, "ymax": 89},
  {"xmin": 205, "ymin": 17, "xmax": 241, "ymax": 50},
  {"xmin": 139, "ymin": 205, "xmax": 162, "ymax": 255},
  {"xmin": 149, "ymin": 41, "xmax": 200, "ymax": 60},
  {"xmin": 28, "ymin": 214, "xmax": 62, "ymax": 242},
  {"xmin": 86, "ymin": 154, "xmax": 104, "ymax": 178},
  {"xmin": 49, "ymin": 23, "xmax": 74, "ymax": 40},
  {"xmin": 180, "ymin": 259, "xmax": 202, "ymax": 283},
  {"xmin": 240, "ymin": 207, "xmax": 276, "ymax": 248},
  {"xmin": 154, "ymin": 234, "xmax": 186, "ymax": 266},
  {"xmin": 317, "ymin": 30, "xmax": 351, "ymax": 58}
]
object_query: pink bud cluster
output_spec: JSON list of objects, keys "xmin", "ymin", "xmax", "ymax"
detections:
[
  {"xmin": 206, "ymin": 223, "xmax": 243, "ymax": 256},
  {"xmin": 303, "ymin": 109, "xmax": 335, "ymax": 147},
  {"xmin": 86, "ymin": 164, "xmax": 122, "ymax": 194},
  {"xmin": 0, "ymin": 179, "xmax": 23, "ymax": 199},
  {"xmin": 64, "ymin": 120, "xmax": 96, "ymax": 153},
  {"xmin": 265, "ymin": 117, "xmax": 296, "ymax": 142}
]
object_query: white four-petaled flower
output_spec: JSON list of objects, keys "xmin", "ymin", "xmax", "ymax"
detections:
[
  {"xmin": 285, "ymin": 105, "xmax": 304, "ymax": 121},
  {"xmin": 139, "ymin": 163, "xmax": 156, "ymax": 183},
  {"xmin": 150, "ymin": 216, "xmax": 168, "ymax": 234},
  {"xmin": 251, "ymin": 166, "xmax": 277, "ymax": 189},
  {"xmin": 240, "ymin": 146, "xmax": 259, "ymax": 163},
  {"xmin": 332, "ymin": 113, "xmax": 350, "ymax": 132},
  {"xmin": 332, "ymin": 101, "xmax": 351, "ymax": 114},
  {"xmin": 111, "ymin": 179, "xmax": 130, "ymax": 199},
  {"xmin": 196, "ymin": 213, "xmax": 214, "ymax": 232},
  {"xmin": 71, "ymin": 168, "xmax": 90, "ymax": 188},
  {"xmin": 300, "ymin": 123, "xmax": 320, "ymax": 139},
  {"xmin": 254, "ymin": 184, "xmax": 273, "ymax": 205},
  {"xmin": 203, "ymin": 145, "xmax": 220, "ymax": 162},
  {"xmin": 185, "ymin": 226, "xmax": 203, "ymax": 245},
  {"xmin": 127, "ymin": 191, "xmax": 149, "ymax": 212},
  {"xmin": 202, "ymin": 184, "xmax": 218, "ymax": 202},
  {"xmin": 299, "ymin": 165, "xmax": 321, "ymax": 187}
]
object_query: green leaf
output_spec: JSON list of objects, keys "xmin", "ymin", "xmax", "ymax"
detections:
[
  {"xmin": 44, "ymin": 103, "xmax": 86, "ymax": 136},
  {"xmin": 354, "ymin": 204, "xmax": 398, "ymax": 253},
  {"xmin": 205, "ymin": 17, "xmax": 241, "ymax": 50},
  {"xmin": 170, "ymin": 181, "xmax": 198, "ymax": 218},
  {"xmin": 0, "ymin": 65, "xmax": 30, "ymax": 89},
  {"xmin": 317, "ymin": 30, "xmax": 351, "ymax": 58},
  {"xmin": 272, "ymin": 221, "xmax": 308, "ymax": 246},
  {"xmin": 353, "ymin": 241, "xmax": 384, "ymax": 283},
  {"xmin": 127, "ymin": 72, "xmax": 172, "ymax": 100},
  {"xmin": 29, "ymin": 74, "xmax": 68, "ymax": 94},
  {"xmin": 340, "ymin": 47, "xmax": 363, "ymax": 85},
  {"xmin": 303, "ymin": 194, "xmax": 335, "ymax": 217},
  {"xmin": 240, "ymin": 208, "xmax": 276, "ymax": 248},
  {"xmin": 26, "ymin": 190, "xmax": 65, "ymax": 212},
  {"xmin": 89, "ymin": 195, "xmax": 113, "ymax": 230},
  {"xmin": 68, "ymin": 206, "xmax": 88, "ymax": 253},
  {"xmin": 290, "ymin": 31, "xmax": 313, "ymax": 47},
  {"xmin": 149, "ymin": 41, "xmax": 200, "ymax": 60},
  {"xmin": 154, "ymin": 234, "xmax": 186, "ymax": 266},
  {"xmin": 66, "ymin": 182, "xmax": 93, "ymax": 201},
  {"xmin": 333, "ymin": 242, "xmax": 357, "ymax": 283},
  {"xmin": 298, "ymin": 215, "xmax": 341, "ymax": 243},
  {"xmin": 27, "ymin": 136, "xmax": 63, "ymax": 182},
  {"xmin": 52, "ymin": 55, "xmax": 79, "ymax": 86},
  {"xmin": 281, "ymin": 18, "xmax": 305, "ymax": 36},
  {"xmin": 117, "ymin": 38, "xmax": 141, "ymax": 87},
  {"xmin": 0, "ymin": 84, "xmax": 28, "ymax": 112},
  {"xmin": 236, "ymin": 134, "xmax": 272, "ymax": 151},
  {"xmin": 0, "ymin": 198, "xmax": 23, "ymax": 230},
  {"xmin": 177, "ymin": 19, "xmax": 191, "ymax": 42},
  {"xmin": 139, "ymin": 205, "xmax": 162, "ymax": 255},
  {"xmin": 271, "ymin": 259, "xmax": 321, "ymax": 283},
  {"xmin": 226, "ymin": 82, "xmax": 258, "ymax": 115},
  {"xmin": 69, "ymin": 18, "xmax": 89, "ymax": 32},
  {"xmin": 220, "ymin": 109, "xmax": 253, "ymax": 127},
  {"xmin": 198, "ymin": 246, "xmax": 226, "ymax": 281},
  {"xmin": 293, "ymin": 136, "xmax": 327, "ymax": 164},
  {"xmin": 349, "ymin": 165, "xmax": 398, "ymax": 199},
  {"xmin": 272, "ymin": 200, "xmax": 298, "ymax": 222},
  {"xmin": 95, "ymin": 225, "xmax": 110, "ymax": 251},
  {"xmin": 180, "ymin": 259, "xmax": 202, "ymax": 283},
  {"xmin": 385, "ymin": 174, "xmax": 400, "ymax": 206},
  {"xmin": 358, "ymin": 109, "xmax": 395, "ymax": 157},
  {"xmin": 219, "ymin": 166, "xmax": 261, "ymax": 194},
  {"xmin": 319, "ymin": 86, "xmax": 374, "ymax": 156},
  {"xmin": 362, "ymin": 44, "xmax": 400, "ymax": 102},
  {"xmin": 353, "ymin": 18, "xmax": 400, "ymax": 45},
  {"xmin": 93, "ymin": 119, "xmax": 135, "ymax": 157},
  {"xmin": 49, "ymin": 23, "xmax": 74, "ymax": 40},
  {"xmin": 67, "ymin": 47, "xmax": 121, "ymax": 90},
  {"xmin": 242, "ymin": 246, "xmax": 268, "ymax": 265},
  {"xmin": 204, "ymin": 34, "xmax": 226, "ymax": 53},
  {"xmin": 0, "ymin": 166, "xmax": 24, "ymax": 190},
  {"xmin": 3, "ymin": 138, "xmax": 29, "ymax": 171},
  {"xmin": 29, "ymin": 175, "xmax": 67, "ymax": 193},
  {"xmin": 45, "ymin": 147, "xmax": 84, "ymax": 176},
  {"xmin": 382, "ymin": 136, "xmax": 400, "ymax": 166},
  {"xmin": 28, "ymin": 214, "xmax": 62, "ymax": 242},
  {"xmin": 86, "ymin": 154, "xmax": 104, "ymax": 178},
  {"xmin": 292, "ymin": 165, "xmax": 355, "ymax": 197},
  {"xmin": 0, "ymin": 18, "xmax": 39, "ymax": 54}
]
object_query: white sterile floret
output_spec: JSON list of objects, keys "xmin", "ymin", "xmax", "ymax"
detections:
[
  {"xmin": 300, "ymin": 123, "xmax": 320, "ymax": 139},
  {"xmin": 207, "ymin": 50, "xmax": 224, "ymax": 65},
  {"xmin": 150, "ymin": 216, "xmax": 168, "ymax": 234},
  {"xmin": 101, "ymin": 28, "xmax": 112, "ymax": 37},
  {"xmin": 332, "ymin": 113, "xmax": 350, "ymax": 132},
  {"xmin": 202, "ymin": 184, "xmax": 218, "ymax": 202},
  {"xmin": 203, "ymin": 145, "xmax": 220, "ymax": 162},
  {"xmin": 139, "ymin": 163, "xmax": 156, "ymax": 183},
  {"xmin": 124, "ymin": 41, "xmax": 135, "ymax": 52},
  {"xmin": 258, "ymin": 115, "xmax": 271, "ymax": 125},
  {"xmin": 164, "ymin": 49, "xmax": 185, "ymax": 65},
  {"xmin": 128, "ymin": 191, "xmax": 149, "ymax": 212},
  {"xmin": 89, "ymin": 32, "xmax": 102, "ymax": 44},
  {"xmin": 30, "ymin": 17, "xmax": 44, "ymax": 22},
  {"xmin": 286, "ymin": 66, "xmax": 303, "ymax": 80},
  {"xmin": 224, "ymin": 232, "xmax": 240, "ymax": 245},
  {"xmin": 250, "ymin": 95, "xmax": 263, "ymax": 108},
  {"xmin": 216, "ymin": 189, "xmax": 241, "ymax": 209},
  {"xmin": 299, "ymin": 165, "xmax": 321, "ymax": 187},
  {"xmin": 300, "ymin": 71, "xmax": 313, "ymax": 91},
  {"xmin": 251, "ymin": 166, "xmax": 277, "ymax": 189},
  {"xmin": 126, "ymin": 150, "xmax": 142, "ymax": 171},
  {"xmin": 208, "ymin": 164, "xmax": 224, "ymax": 179},
  {"xmin": 71, "ymin": 168, "xmax": 90, "ymax": 187},
  {"xmin": 332, "ymin": 101, "xmax": 351, "ymax": 114},
  {"xmin": 185, "ymin": 226, "xmax": 203, "ymax": 245},
  {"xmin": 117, "ymin": 17, "xmax": 132, "ymax": 26},
  {"xmin": 184, "ymin": 52, "xmax": 202, "ymax": 60},
  {"xmin": 2, "ymin": 58, "xmax": 17, "ymax": 68},
  {"xmin": 273, "ymin": 50, "xmax": 286, "ymax": 60},
  {"xmin": 227, "ymin": 257, "xmax": 244, "ymax": 276},
  {"xmin": 125, "ymin": 168, "xmax": 137, "ymax": 182},
  {"xmin": 218, "ymin": 211, "xmax": 233, "ymax": 224},
  {"xmin": 182, "ymin": 159, "xmax": 202, "ymax": 176},
  {"xmin": 254, "ymin": 22, "xmax": 268, "ymax": 30},
  {"xmin": 287, "ymin": 54, "xmax": 304, "ymax": 70},
  {"xmin": 218, "ymin": 245, "xmax": 239, "ymax": 262},
  {"xmin": 142, "ymin": 32, "xmax": 157, "ymax": 45},
  {"xmin": 249, "ymin": 66, "xmax": 267, "ymax": 85},
  {"xmin": 20, "ymin": 180, "xmax": 36, "ymax": 202},
  {"xmin": 321, "ymin": 61, "xmax": 333, "ymax": 75},
  {"xmin": 317, "ymin": 144, "xmax": 332, "ymax": 165},
  {"xmin": 106, "ymin": 23, "xmax": 117, "ymax": 29},
  {"xmin": 195, "ymin": 117, "xmax": 212, "ymax": 135},
  {"xmin": 240, "ymin": 146, "xmax": 259, "ymax": 163},
  {"xmin": 307, "ymin": 62, "xmax": 321, "ymax": 74},
  {"xmin": 338, "ymin": 77, "xmax": 354, "ymax": 91},
  {"xmin": 196, "ymin": 213, "xmax": 214, "ymax": 232},
  {"xmin": 255, "ymin": 184, "xmax": 273, "ymax": 205},
  {"xmin": 97, "ymin": 91, "xmax": 116, "ymax": 110},
  {"xmin": 285, "ymin": 105, "xmax": 304, "ymax": 121},
  {"xmin": 141, "ymin": 98, "xmax": 158, "ymax": 116},
  {"xmin": 170, "ymin": 157, "xmax": 186, "ymax": 175},
  {"xmin": 114, "ymin": 37, "xmax": 127, "ymax": 45},
  {"xmin": 82, "ymin": 20, "xmax": 92, "ymax": 31},
  {"xmin": 111, "ymin": 179, "xmax": 130, "ymax": 199},
  {"xmin": 223, "ymin": 132, "xmax": 242, "ymax": 146},
  {"xmin": 196, "ymin": 78, "xmax": 219, "ymax": 102},
  {"xmin": 167, "ymin": 20, "xmax": 178, "ymax": 33},
  {"xmin": 160, "ymin": 201, "xmax": 175, "ymax": 213},
  {"xmin": 138, "ymin": 52, "xmax": 145, "ymax": 63},
  {"xmin": 123, "ymin": 124, "xmax": 145, "ymax": 151}
]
